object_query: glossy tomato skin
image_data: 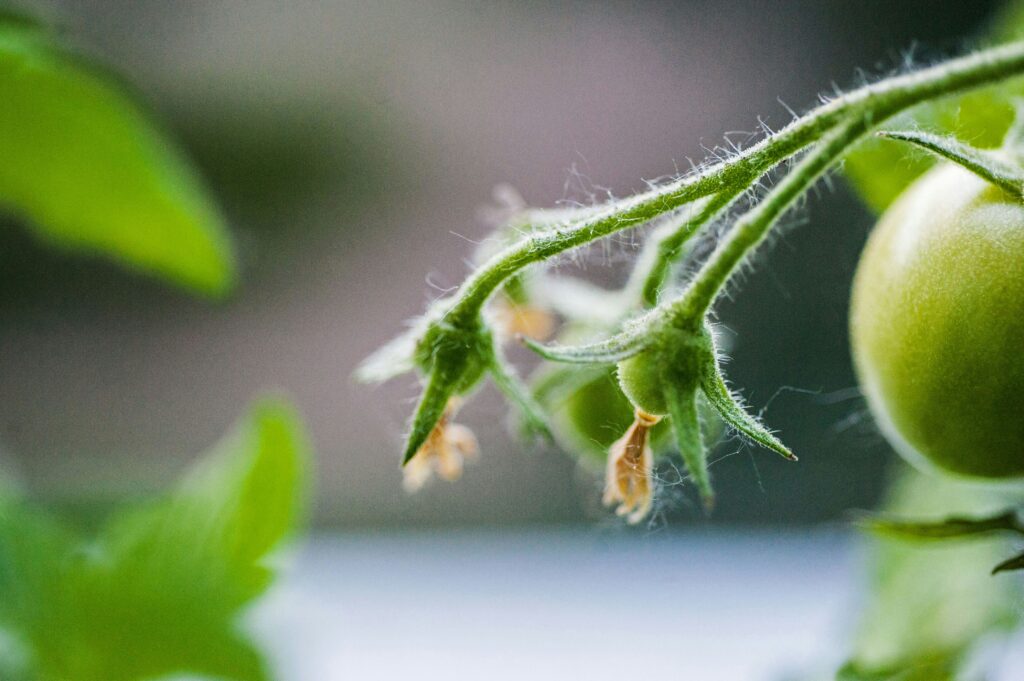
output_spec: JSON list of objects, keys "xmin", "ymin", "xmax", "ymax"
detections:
[{"xmin": 851, "ymin": 162, "xmax": 1024, "ymax": 478}]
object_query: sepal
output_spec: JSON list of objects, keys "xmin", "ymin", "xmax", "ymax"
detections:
[
  {"xmin": 664, "ymin": 381, "xmax": 713, "ymax": 511},
  {"xmin": 485, "ymin": 342, "xmax": 553, "ymax": 442},
  {"xmin": 858, "ymin": 510, "xmax": 1024, "ymax": 541},
  {"xmin": 519, "ymin": 315, "xmax": 653, "ymax": 364},
  {"xmin": 354, "ymin": 321, "xmax": 424, "ymax": 384},
  {"xmin": 876, "ymin": 129, "xmax": 1024, "ymax": 198},
  {"xmin": 698, "ymin": 350, "xmax": 795, "ymax": 461}
]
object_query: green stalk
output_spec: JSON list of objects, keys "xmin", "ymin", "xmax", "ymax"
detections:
[
  {"xmin": 676, "ymin": 118, "xmax": 869, "ymax": 320},
  {"xmin": 640, "ymin": 189, "xmax": 740, "ymax": 306},
  {"xmin": 445, "ymin": 40, "xmax": 1024, "ymax": 326}
]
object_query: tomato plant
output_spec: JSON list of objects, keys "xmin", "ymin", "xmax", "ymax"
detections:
[
  {"xmin": 851, "ymin": 161, "xmax": 1024, "ymax": 479},
  {"xmin": 361, "ymin": 40, "xmax": 1024, "ymax": 522}
]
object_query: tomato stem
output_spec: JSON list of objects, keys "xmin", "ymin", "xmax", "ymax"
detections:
[
  {"xmin": 360, "ymin": 40, "xmax": 1024, "ymax": 502},
  {"xmin": 444, "ymin": 40, "xmax": 1024, "ymax": 327}
]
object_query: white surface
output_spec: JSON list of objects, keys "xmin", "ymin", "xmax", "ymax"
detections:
[{"xmin": 252, "ymin": 530, "xmax": 856, "ymax": 680}]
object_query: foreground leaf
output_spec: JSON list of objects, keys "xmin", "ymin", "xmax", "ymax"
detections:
[
  {"xmin": 841, "ymin": 467, "xmax": 1024, "ymax": 679},
  {"xmin": 0, "ymin": 397, "xmax": 308, "ymax": 681},
  {"xmin": 859, "ymin": 509, "xmax": 1024, "ymax": 541},
  {"xmin": 0, "ymin": 16, "xmax": 235, "ymax": 296}
]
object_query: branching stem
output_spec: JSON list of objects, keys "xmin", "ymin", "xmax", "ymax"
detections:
[
  {"xmin": 675, "ymin": 118, "xmax": 869, "ymax": 320},
  {"xmin": 445, "ymin": 40, "xmax": 1024, "ymax": 326},
  {"xmin": 640, "ymin": 189, "xmax": 741, "ymax": 306}
]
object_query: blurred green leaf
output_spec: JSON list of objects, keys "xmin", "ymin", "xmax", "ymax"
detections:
[
  {"xmin": 841, "ymin": 467, "xmax": 1024, "ymax": 680},
  {"xmin": 0, "ymin": 16, "xmax": 235, "ymax": 296},
  {"xmin": 859, "ymin": 509, "xmax": 1024, "ymax": 541},
  {"xmin": 0, "ymin": 397, "xmax": 309, "ymax": 681},
  {"xmin": 837, "ymin": 657, "xmax": 958, "ymax": 681},
  {"xmin": 0, "ymin": 491, "xmax": 78, "ymax": 678},
  {"xmin": 991, "ymin": 550, "xmax": 1024, "ymax": 574}
]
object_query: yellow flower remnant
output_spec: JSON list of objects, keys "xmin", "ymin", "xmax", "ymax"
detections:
[
  {"xmin": 402, "ymin": 398, "xmax": 478, "ymax": 492},
  {"xmin": 603, "ymin": 409, "xmax": 661, "ymax": 524},
  {"xmin": 492, "ymin": 297, "xmax": 555, "ymax": 341}
]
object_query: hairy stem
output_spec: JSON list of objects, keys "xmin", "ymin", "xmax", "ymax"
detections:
[
  {"xmin": 676, "ymin": 118, "xmax": 869, "ymax": 320},
  {"xmin": 640, "ymin": 190, "xmax": 740, "ymax": 306},
  {"xmin": 445, "ymin": 40, "xmax": 1024, "ymax": 326}
]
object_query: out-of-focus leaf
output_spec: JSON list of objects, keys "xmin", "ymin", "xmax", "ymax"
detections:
[
  {"xmin": 0, "ymin": 16, "xmax": 235, "ymax": 296},
  {"xmin": 837, "ymin": 657, "xmax": 958, "ymax": 681},
  {"xmin": 0, "ymin": 491, "xmax": 77, "ymax": 677},
  {"xmin": 859, "ymin": 509, "xmax": 1024, "ymax": 541},
  {"xmin": 0, "ymin": 398, "xmax": 308, "ymax": 681},
  {"xmin": 841, "ymin": 467, "xmax": 1024, "ymax": 679},
  {"xmin": 135, "ymin": 396, "xmax": 309, "ymax": 603}
]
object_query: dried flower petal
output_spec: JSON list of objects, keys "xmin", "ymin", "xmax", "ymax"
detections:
[
  {"xmin": 492, "ymin": 298, "xmax": 556, "ymax": 341},
  {"xmin": 603, "ymin": 409, "xmax": 661, "ymax": 523},
  {"xmin": 403, "ymin": 398, "xmax": 478, "ymax": 492}
]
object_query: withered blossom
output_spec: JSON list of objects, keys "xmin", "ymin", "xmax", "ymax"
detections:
[
  {"xmin": 402, "ymin": 398, "xmax": 478, "ymax": 492},
  {"xmin": 492, "ymin": 297, "xmax": 555, "ymax": 341},
  {"xmin": 603, "ymin": 409, "xmax": 661, "ymax": 524}
]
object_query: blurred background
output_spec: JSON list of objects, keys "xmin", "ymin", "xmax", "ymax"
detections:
[{"xmin": 2, "ymin": 2, "xmax": 1021, "ymax": 679}]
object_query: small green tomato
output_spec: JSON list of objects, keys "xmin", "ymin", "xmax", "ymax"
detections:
[
  {"xmin": 617, "ymin": 350, "xmax": 670, "ymax": 416},
  {"xmin": 851, "ymin": 162, "xmax": 1024, "ymax": 479},
  {"xmin": 616, "ymin": 325, "xmax": 709, "ymax": 417},
  {"xmin": 552, "ymin": 367, "xmax": 673, "ymax": 465}
]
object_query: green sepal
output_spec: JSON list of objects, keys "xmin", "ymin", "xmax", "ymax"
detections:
[
  {"xmin": 402, "ymin": 363, "xmax": 464, "ymax": 465},
  {"xmin": 501, "ymin": 272, "xmax": 531, "ymax": 306},
  {"xmin": 856, "ymin": 507, "xmax": 1024, "ymax": 576},
  {"xmin": 401, "ymin": 317, "xmax": 492, "ymax": 463},
  {"xmin": 354, "ymin": 321, "xmax": 423, "ymax": 384},
  {"xmin": 697, "ymin": 339, "xmax": 795, "ymax": 461},
  {"xmin": 843, "ymin": 90, "xmax": 1018, "ymax": 213},
  {"xmin": 530, "ymin": 274, "xmax": 628, "ymax": 326},
  {"xmin": 520, "ymin": 318, "xmax": 652, "ymax": 364},
  {"xmin": 875, "ymin": 130, "xmax": 1024, "ymax": 198},
  {"xmin": 664, "ymin": 379, "xmax": 713, "ymax": 511}
]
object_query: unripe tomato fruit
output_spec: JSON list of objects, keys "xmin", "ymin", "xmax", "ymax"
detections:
[
  {"xmin": 552, "ymin": 367, "xmax": 672, "ymax": 465},
  {"xmin": 851, "ymin": 162, "xmax": 1024, "ymax": 478},
  {"xmin": 617, "ymin": 351, "xmax": 669, "ymax": 416}
]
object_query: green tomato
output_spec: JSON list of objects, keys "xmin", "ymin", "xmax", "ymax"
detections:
[
  {"xmin": 617, "ymin": 350, "xmax": 669, "ymax": 416},
  {"xmin": 541, "ymin": 364, "xmax": 718, "ymax": 467},
  {"xmin": 555, "ymin": 367, "xmax": 672, "ymax": 465},
  {"xmin": 616, "ymin": 324, "xmax": 713, "ymax": 417},
  {"xmin": 850, "ymin": 162, "xmax": 1024, "ymax": 479}
]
